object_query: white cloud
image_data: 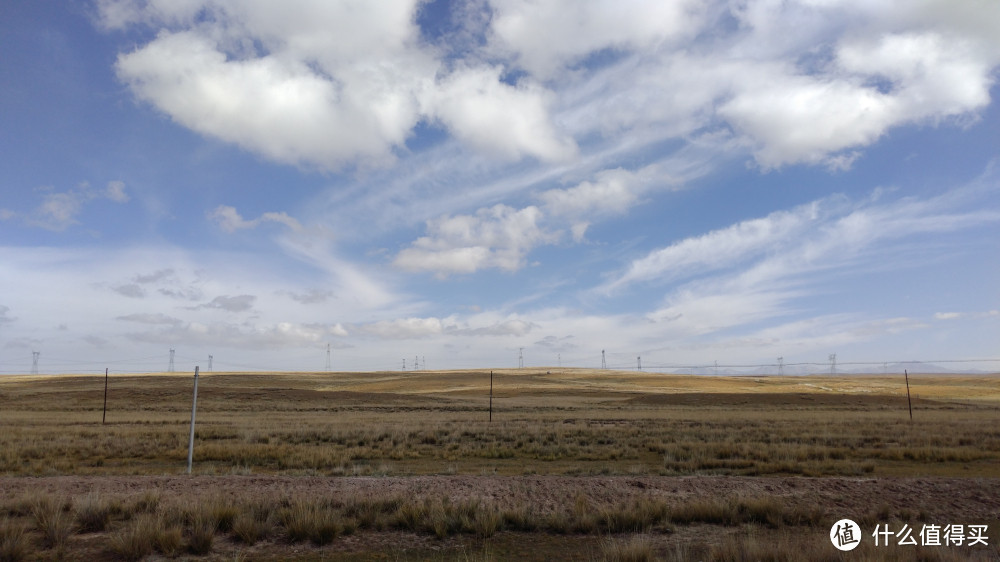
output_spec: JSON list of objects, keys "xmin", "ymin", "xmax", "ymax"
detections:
[
  {"xmin": 358, "ymin": 317, "xmax": 444, "ymax": 339},
  {"xmin": 100, "ymin": 0, "xmax": 1000, "ymax": 176},
  {"xmin": 601, "ymin": 199, "xmax": 827, "ymax": 294},
  {"xmin": 105, "ymin": 180, "xmax": 130, "ymax": 203},
  {"xmin": 24, "ymin": 182, "xmax": 131, "ymax": 231},
  {"xmin": 117, "ymin": 312, "xmax": 183, "ymax": 325},
  {"xmin": 209, "ymin": 205, "xmax": 302, "ymax": 232},
  {"xmin": 124, "ymin": 320, "xmax": 349, "ymax": 349},
  {"xmin": 603, "ymin": 179, "xmax": 1000, "ymax": 339},
  {"xmin": 427, "ymin": 66, "xmax": 577, "ymax": 162},
  {"xmin": 394, "ymin": 204, "xmax": 559, "ymax": 276},
  {"xmin": 488, "ymin": 0, "xmax": 705, "ymax": 79},
  {"xmin": 195, "ymin": 294, "xmax": 256, "ymax": 312},
  {"xmin": 934, "ymin": 312, "xmax": 963, "ymax": 320},
  {"xmin": 105, "ymin": 0, "xmax": 575, "ymax": 170},
  {"xmin": 539, "ymin": 168, "xmax": 646, "ymax": 219},
  {"xmin": 31, "ymin": 191, "xmax": 85, "ymax": 231}
]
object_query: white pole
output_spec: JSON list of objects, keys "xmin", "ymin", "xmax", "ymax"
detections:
[{"xmin": 187, "ymin": 366, "xmax": 199, "ymax": 474}]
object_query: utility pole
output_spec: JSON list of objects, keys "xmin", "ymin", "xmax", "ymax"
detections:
[
  {"xmin": 637, "ymin": 356, "xmax": 642, "ymax": 371},
  {"xmin": 325, "ymin": 344, "xmax": 331, "ymax": 372},
  {"xmin": 402, "ymin": 358, "xmax": 406, "ymax": 371},
  {"xmin": 489, "ymin": 371, "xmax": 493, "ymax": 423},
  {"xmin": 714, "ymin": 360, "xmax": 718, "ymax": 376},
  {"xmin": 829, "ymin": 353, "xmax": 837, "ymax": 375},
  {"xmin": 777, "ymin": 357, "xmax": 784, "ymax": 376},
  {"xmin": 208, "ymin": 355, "xmax": 213, "ymax": 372},
  {"xmin": 168, "ymin": 349, "xmax": 175, "ymax": 373},
  {"xmin": 601, "ymin": 350, "xmax": 606, "ymax": 370},
  {"xmin": 31, "ymin": 351, "xmax": 39, "ymax": 375},
  {"xmin": 415, "ymin": 355, "xmax": 419, "ymax": 371},
  {"xmin": 518, "ymin": 348, "xmax": 524, "ymax": 369}
]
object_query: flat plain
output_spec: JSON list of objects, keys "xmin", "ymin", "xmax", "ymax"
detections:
[{"xmin": 1, "ymin": 369, "xmax": 998, "ymax": 560}]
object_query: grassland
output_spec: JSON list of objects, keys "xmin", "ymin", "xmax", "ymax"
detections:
[{"xmin": 1, "ymin": 369, "xmax": 998, "ymax": 560}]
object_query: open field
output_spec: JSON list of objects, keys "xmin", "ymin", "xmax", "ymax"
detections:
[{"xmin": 1, "ymin": 369, "xmax": 999, "ymax": 560}]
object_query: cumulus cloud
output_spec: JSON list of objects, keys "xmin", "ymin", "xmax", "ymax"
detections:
[
  {"xmin": 209, "ymin": 205, "xmax": 302, "ymax": 232},
  {"xmin": 103, "ymin": 0, "xmax": 575, "ymax": 170},
  {"xmin": 98, "ymin": 0, "xmax": 1000, "ymax": 174},
  {"xmin": 394, "ymin": 204, "xmax": 558, "ymax": 276},
  {"xmin": 427, "ymin": 66, "xmax": 577, "ymax": 161},
  {"xmin": 488, "ymin": 0, "xmax": 705, "ymax": 79}
]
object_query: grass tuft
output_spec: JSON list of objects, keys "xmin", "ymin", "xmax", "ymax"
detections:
[
  {"xmin": 0, "ymin": 518, "xmax": 31, "ymax": 562},
  {"xmin": 601, "ymin": 534, "xmax": 656, "ymax": 562}
]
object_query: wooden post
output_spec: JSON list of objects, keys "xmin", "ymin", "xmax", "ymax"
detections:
[
  {"xmin": 102, "ymin": 368, "xmax": 109, "ymax": 424},
  {"xmin": 187, "ymin": 366, "xmax": 200, "ymax": 474},
  {"xmin": 489, "ymin": 371, "xmax": 493, "ymax": 423},
  {"xmin": 904, "ymin": 369, "xmax": 913, "ymax": 421}
]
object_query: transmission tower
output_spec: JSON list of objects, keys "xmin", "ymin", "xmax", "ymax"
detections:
[
  {"xmin": 518, "ymin": 348, "xmax": 524, "ymax": 369},
  {"xmin": 558, "ymin": 353, "xmax": 561, "ymax": 368},
  {"xmin": 402, "ymin": 358, "xmax": 406, "ymax": 371},
  {"xmin": 829, "ymin": 353, "xmax": 837, "ymax": 375},
  {"xmin": 777, "ymin": 356, "xmax": 784, "ymax": 376},
  {"xmin": 714, "ymin": 360, "xmax": 719, "ymax": 376},
  {"xmin": 208, "ymin": 355, "xmax": 213, "ymax": 372},
  {"xmin": 601, "ymin": 350, "xmax": 606, "ymax": 369},
  {"xmin": 31, "ymin": 351, "xmax": 40, "ymax": 375},
  {"xmin": 415, "ymin": 355, "xmax": 419, "ymax": 371},
  {"xmin": 168, "ymin": 349, "xmax": 175, "ymax": 373},
  {"xmin": 637, "ymin": 356, "xmax": 642, "ymax": 371},
  {"xmin": 325, "ymin": 344, "xmax": 331, "ymax": 372}
]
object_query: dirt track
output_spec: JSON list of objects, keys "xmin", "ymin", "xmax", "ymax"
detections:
[{"xmin": 4, "ymin": 475, "xmax": 999, "ymax": 522}]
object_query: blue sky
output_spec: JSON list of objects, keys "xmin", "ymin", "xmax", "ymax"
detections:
[{"xmin": 1, "ymin": 0, "xmax": 998, "ymax": 374}]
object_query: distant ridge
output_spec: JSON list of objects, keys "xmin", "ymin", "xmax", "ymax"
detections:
[{"xmin": 669, "ymin": 361, "xmax": 996, "ymax": 376}]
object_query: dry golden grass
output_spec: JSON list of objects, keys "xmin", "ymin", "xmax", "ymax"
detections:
[
  {"xmin": 1, "ymin": 369, "xmax": 998, "ymax": 478},
  {"xmin": 1, "ymin": 369, "xmax": 999, "ymax": 559}
]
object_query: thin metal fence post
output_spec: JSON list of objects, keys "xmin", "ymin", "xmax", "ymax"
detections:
[
  {"xmin": 102, "ymin": 368, "xmax": 109, "ymax": 424},
  {"xmin": 904, "ymin": 369, "xmax": 913, "ymax": 421},
  {"xmin": 187, "ymin": 366, "xmax": 200, "ymax": 474}
]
